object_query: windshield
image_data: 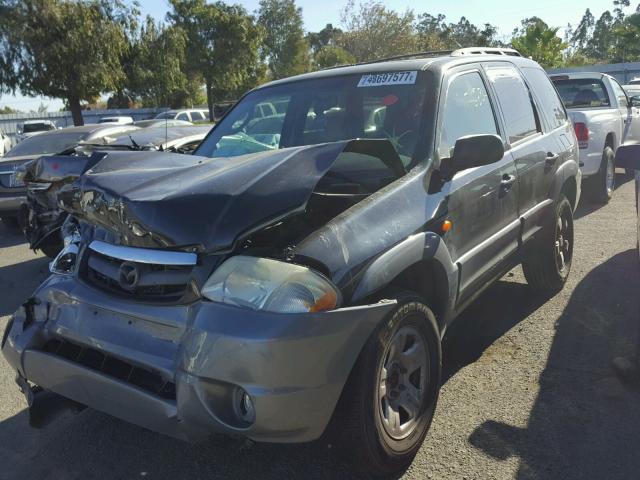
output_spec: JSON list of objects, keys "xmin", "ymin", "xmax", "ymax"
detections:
[
  {"xmin": 6, "ymin": 131, "xmax": 86, "ymax": 156},
  {"xmin": 23, "ymin": 123, "xmax": 55, "ymax": 133},
  {"xmin": 195, "ymin": 72, "xmax": 429, "ymax": 166},
  {"xmin": 552, "ymin": 78, "xmax": 610, "ymax": 108}
]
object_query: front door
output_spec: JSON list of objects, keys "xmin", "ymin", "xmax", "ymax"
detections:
[{"xmin": 436, "ymin": 67, "xmax": 520, "ymax": 306}]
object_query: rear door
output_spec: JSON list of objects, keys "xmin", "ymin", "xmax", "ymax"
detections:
[
  {"xmin": 437, "ymin": 65, "xmax": 520, "ymax": 306},
  {"xmin": 509, "ymin": 65, "xmax": 571, "ymax": 242}
]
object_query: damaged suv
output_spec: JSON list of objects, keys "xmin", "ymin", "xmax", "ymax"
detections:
[{"xmin": 2, "ymin": 48, "xmax": 580, "ymax": 475}]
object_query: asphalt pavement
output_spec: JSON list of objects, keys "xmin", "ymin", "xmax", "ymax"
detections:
[{"xmin": 0, "ymin": 175, "xmax": 638, "ymax": 480}]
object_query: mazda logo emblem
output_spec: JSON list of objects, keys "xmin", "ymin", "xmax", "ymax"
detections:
[{"xmin": 118, "ymin": 262, "xmax": 140, "ymax": 290}]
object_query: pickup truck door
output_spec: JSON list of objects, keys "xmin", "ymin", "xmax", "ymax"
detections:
[
  {"xmin": 436, "ymin": 66, "xmax": 519, "ymax": 307},
  {"xmin": 610, "ymin": 78, "xmax": 639, "ymax": 144}
]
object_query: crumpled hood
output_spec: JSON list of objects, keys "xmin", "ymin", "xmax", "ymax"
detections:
[
  {"xmin": 22, "ymin": 152, "xmax": 108, "ymax": 183},
  {"xmin": 59, "ymin": 140, "xmax": 377, "ymax": 252}
]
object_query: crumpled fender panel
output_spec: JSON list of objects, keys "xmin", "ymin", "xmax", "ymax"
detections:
[{"xmin": 58, "ymin": 139, "xmax": 401, "ymax": 251}]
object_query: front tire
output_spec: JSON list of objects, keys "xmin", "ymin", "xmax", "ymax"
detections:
[
  {"xmin": 523, "ymin": 195, "xmax": 574, "ymax": 293},
  {"xmin": 329, "ymin": 293, "xmax": 441, "ymax": 476}
]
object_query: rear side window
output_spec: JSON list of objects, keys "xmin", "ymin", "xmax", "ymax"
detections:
[
  {"xmin": 552, "ymin": 78, "xmax": 610, "ymax": 108},
  {"xmin": 438, "ymin": 71, "xmax": 498, "ymax": 159},
  {"xmin": 486, "ymin": 65, "xmax": 538, "ymax": 144},
  {"xmin": 191, "ymin": 111, "xmax": 205, "ymax": 121},
  {"xmin": 177, "ymin": 112, "xmax": 189, "ymax": 121},
  {"xmin": 522, "ymin": 67, "xmax": 567, "ymax": 129}
]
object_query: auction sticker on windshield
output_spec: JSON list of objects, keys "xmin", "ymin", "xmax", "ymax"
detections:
[{"xmin": 358, "ymin": 71, "xmax": 417, "ymax": 87}]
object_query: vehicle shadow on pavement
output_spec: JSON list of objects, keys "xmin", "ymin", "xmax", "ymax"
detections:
[
  {"xmin": 0, "ymin": 256, "xmax": 49, "ymax": 316},
  {"xmin": 468, "ymin": 249, "xmax": 640, "ymax": 479},
  {"xmin": 575, "ymin": 171, "xmax": 633, "ymax": 220},
  {"xmin": 0, "ymin": 224, "xmax": 26, "ymax": 249},
  {"xmin": 442, "ymin": 275, "xmax": 553, "ymax": 383}
]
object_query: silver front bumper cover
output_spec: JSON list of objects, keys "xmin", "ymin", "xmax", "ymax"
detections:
[{"xmin": 2, "ymin": 275, "xmax": 396, "ymax": 443}]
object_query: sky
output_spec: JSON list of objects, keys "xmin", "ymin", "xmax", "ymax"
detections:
[{"xmin": 0, "ymin": 0, "xmax": 622, "ymax": 112}]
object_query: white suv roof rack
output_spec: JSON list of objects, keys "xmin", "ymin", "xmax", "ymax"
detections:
[{"xmin": 451, "ymin": 47, "xmax": 522, "ymax": 57}]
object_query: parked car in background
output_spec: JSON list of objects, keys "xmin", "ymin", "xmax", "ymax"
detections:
[
  {"xmin": 614, "ymin": 144, "xmax": 640, "ymax": 261},
  {"xmin": 16, "ymin": 119, "xmax": 57, "ymax": 143},
  {"xmin": 98, "ymin": 116, "xmax": 134, "ymax": 125},
  {"xmin": 20, "ymin": 125, "xmax": 210, "ymax": 258},
  {"xmin": 133, "ymin": 119, "xmax": 192, "ymax": 128},
  {"xmin": 623, "ymin": 84, "xmax": 640, "ymax": 99},
  {"xmin": 551, "ymin": 72, "xmax": 640, "ymax": 203},
  {"xmin": 0, "ymin": 127, "xmax": 11, "ymax": 156},
  {"xmin": 155, "ymin": 109, "xmax": 209, "ymax": 122},
  {"xmin": 0, "ymin": 124, "xmax": 138, "ymax": 232},
  {"xmin": 628, "ymin": 77, "xmax": 640, "ymax": 85},
  {"xmin": 2, "ymin": 48, "xmax": 580, "ymax": 476}
]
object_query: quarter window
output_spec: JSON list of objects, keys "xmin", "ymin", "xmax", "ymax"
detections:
[
  {"xmin": 177, "ymin": 113, "xmax": 189, "ymax": 121},
  {"xmin": 438, "ymin": 71, "xmax": 498, "ymax": 159},
  {"xmin": 486, "ymin": 65, "xmax": 539, "ymax": 144}
]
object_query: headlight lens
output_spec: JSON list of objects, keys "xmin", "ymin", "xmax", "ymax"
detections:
[{"xmin": 201, "ymin": 256, "xmax": 340, "ymax": 313}]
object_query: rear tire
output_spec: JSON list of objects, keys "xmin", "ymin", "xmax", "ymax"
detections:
[
  {"xmin": 593, "ymin": 146, "xmax": 615, "ymax": 204},
  {"xmin": 523, "ymin": 195, "xmax": 574, "ymax": 293},
  {"xmin": 328, "ymin": 292, "xmax": 441, "ymax": 476}
]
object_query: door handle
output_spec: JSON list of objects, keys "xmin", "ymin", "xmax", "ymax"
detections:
[
  {"xmin": 546, "ymin": 152, "xmax": 560, "ymax": 165},
  {"xmin": 501, "ymin": 174, "xmax": 516, "ymax": 189}
]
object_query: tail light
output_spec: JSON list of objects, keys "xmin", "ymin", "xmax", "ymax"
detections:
[{"xmin": 574, "ymin": 122, "xmax": 589, "ymax": 149}]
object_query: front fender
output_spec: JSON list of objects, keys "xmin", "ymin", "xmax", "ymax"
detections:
[{"xmin": 351, "ymin": 232, "xmax": 458, "ymax": 327}]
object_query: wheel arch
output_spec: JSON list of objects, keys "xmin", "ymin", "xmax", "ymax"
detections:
[{"xmin": 350, "ymin": 232, "xmax": 458, "ymax": 331}]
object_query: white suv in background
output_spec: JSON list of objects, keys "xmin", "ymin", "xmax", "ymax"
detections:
[{"xmin": 154, "ymin": 109, "xmax": 210, "ymax": 122}]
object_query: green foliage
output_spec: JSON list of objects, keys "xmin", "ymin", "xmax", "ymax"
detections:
[
  {"xmin": 0, "ymin": 0, "xmax": 137, "ymax": 125},
  {"xmin": 169, "ymin": 0, "xmax": 263, "ymax": 115},
  {"xmin": 313, "ymin": 45, "xmax": 356, "ymax": 69},
  {"xmin": 611, "ymin": 12, "xmax": 640, "ymax": 62},
  {"xmin": 0, "ymin": 105, "xmax": 19, "ymax": 114},
  {"xmin": 124, "ymin": 17, "xmax": 204, "ymax": 108},
  {"xmin": 306, "ymin": 24, "xmax": 343, "ymax": 55},
  {"xmin": 257, "ymin": 0, "xmax": 310, "ymax": 79},
  {"xmin": 511, "ymin": 18, "xmax": 566, "ymax": 68},
  {"xmin": 338, "ymin": 0, "xmax": 417, "ymax": 62},
  {"xmin": 416, "ymin": 13, "xmax": 498, "ymax": 50}
]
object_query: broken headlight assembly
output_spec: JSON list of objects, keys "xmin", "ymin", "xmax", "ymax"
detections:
[{"xmin": 201, "ymin": 256, "xmax": 340, "ymax": 313}]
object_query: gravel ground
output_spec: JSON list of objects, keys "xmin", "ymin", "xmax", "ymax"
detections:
[{"xmin": 0, "ymin": 175, "xmax": 638, "ymax": 480}]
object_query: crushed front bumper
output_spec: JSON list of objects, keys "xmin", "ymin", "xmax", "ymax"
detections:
[{"xmin": 2, "ymin": 275, "xmax": 395, "ymax": 443}]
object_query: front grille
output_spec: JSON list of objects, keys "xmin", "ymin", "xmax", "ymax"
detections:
[
  {"xmin": 81, "ymin": 242, "xmax": 195, "ymax": 303},
  {"xmin": 42, "ymin": 338, "xmax": 176, "ymax": 400}
]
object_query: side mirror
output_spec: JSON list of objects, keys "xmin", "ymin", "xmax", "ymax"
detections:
[
  {"xmin": 441, "ymin": 134, "xmax": 505, "ymax": 178},
  {"xmin": 630, "ymin": 95, "xmax": 640, "ymax": 107},
  {"xmin": 615, "ymin": 144, "xmax": 640, "ymax": 171}
]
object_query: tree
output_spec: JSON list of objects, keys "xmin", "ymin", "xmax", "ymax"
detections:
[
  {"xmin": 306, "ymin": 24, "xmax": 343, "ymax": 55},
  {"xmin": 570, "ymin": 9, "xmax": 595, "ymax": 51},
  {"xmin": 586, "ymin": 11, "xmax": 614, "ymax": 61},
  {"xmin": 0, "ymin": 0, "xmax": 137, "ymax": 125},
  {"xmin": 313, "ymin": 45, "xmax": 355, "ymax": 69},
  {"xmin": 511, "ymin": 18, "xmax": 566, "ymax": 68},
  {"xmin": 257, "ymin": 0, "xmax": 310, "ymax": 79},
  {"xmin": 416, "ymin": 13, "xmax": 498, "ymax": 50},
  {"xmin": 611, "ymin": 12, "xmax": 640, "ymax": 62},
  {"xmin": 339, "ymin": 1, "xmax": 417, "ymax": 62},
  {"xmin": 169, "ymin": 0, "xmax": 264, "ymax": 119},
  {"xmin": 0, "ymin": 106, "xmax": 19, "ymax": 114},
  {"xmin": 125, "ymin": 17, "xmax": 204, "ymax": 108}
]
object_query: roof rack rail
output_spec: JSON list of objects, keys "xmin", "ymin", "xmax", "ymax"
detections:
[
  {"xmin": 365, "ymin": 50, "xmax": 455, "ymax": 64},
  {"xmin": 319, "ymin": 50, "xmax": 454, "ymax": 72},
  {"xmin": 451, "ymin": 47, "xmax": 522, "ymax": 57}
]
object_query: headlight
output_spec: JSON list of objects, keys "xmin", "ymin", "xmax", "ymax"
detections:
[{"xmin": 201, "ymin": 256, "xmax": 340, "ymax": 313}]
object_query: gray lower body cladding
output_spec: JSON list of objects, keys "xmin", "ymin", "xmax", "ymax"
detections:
[{"xmin": 2, "ymin": 275, "xmax": 396, "ymax": 442}]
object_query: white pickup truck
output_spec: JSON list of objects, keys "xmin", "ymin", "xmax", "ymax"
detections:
[{"xmin": 551, "ymin": 72, "xmax": 640, "ymax": 203}]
